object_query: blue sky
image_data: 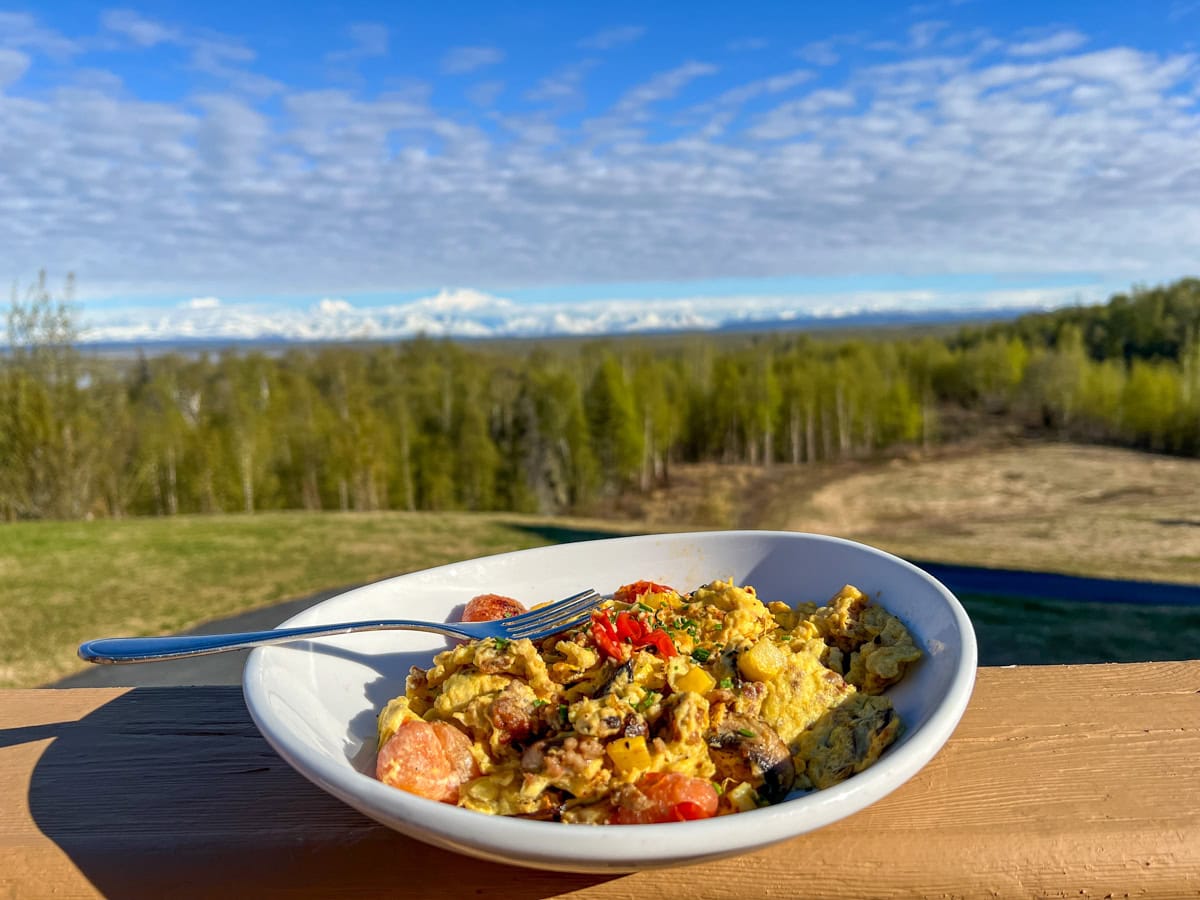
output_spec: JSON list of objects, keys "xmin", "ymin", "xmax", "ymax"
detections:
[{"xmin": 2, "ymin": 1, "xmax": 1199, "ymax": 341}]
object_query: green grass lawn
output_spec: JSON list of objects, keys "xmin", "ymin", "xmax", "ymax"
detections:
[
  {"xmin": 7, "ymin": 446, "xmax": 1200, "ymax": 689},
  {"xmin": 0, "ymin": 511, "xmax": 644, "ymax": 688}
]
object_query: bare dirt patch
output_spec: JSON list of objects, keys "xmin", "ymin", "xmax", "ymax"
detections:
[{"xmin": 628, "ymin": 442, "xmax": 1200, "ymax": 585}]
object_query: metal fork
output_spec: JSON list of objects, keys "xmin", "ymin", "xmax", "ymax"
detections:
[{"xmin": 77, "ymin": 588, "xmax": 602, "ymax": 664}]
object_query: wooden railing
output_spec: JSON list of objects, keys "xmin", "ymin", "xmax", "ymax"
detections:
[{"xmin": 2, "ymin": 661, "xmax": 1198, "ymax": 898}]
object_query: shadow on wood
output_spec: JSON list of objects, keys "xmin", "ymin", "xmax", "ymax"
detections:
[{"xmin": 21, "ymin": 687, "xmax": 614, "ymax": 898}]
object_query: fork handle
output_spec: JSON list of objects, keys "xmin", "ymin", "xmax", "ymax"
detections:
[{"xmin": 77, "ymin": 620, "xmax": 467, "ymax": 664}]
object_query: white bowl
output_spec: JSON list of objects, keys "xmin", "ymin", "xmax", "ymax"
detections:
[{"xmin": 243, "ymin": 530, "xmax": 976, "ymax": 872}]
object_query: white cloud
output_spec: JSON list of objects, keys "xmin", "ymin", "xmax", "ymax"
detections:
[
  {"xmin": 1008, "ymin": 30, "xmax": 1088, "ymax": 57},
  {"xmin": 613, "ymin": 61, "xmax": 718, "ymax": 114},
  {"xmin": 0, "ymin": 12, "xmax": 79, "ymax": 60},
  {"xmin": 467, "ymin": 80, "xmax": 504, "ymax": 107},
  {"xmin": 1, "ymin": 13, "xmax": 1198, "ymax": 315},
  {"xmin": 579, "ymin": 26, "xmax": 646, "ymax": 51},
  {"xmin": 1169, "ymin": 1, "xmax": 1200, "ymax": 21},
  {"xmin": 909, "ymin": 21, "xmax": 949, "ymax": 50},
  {"xmin": 441, "ymin": 45, "xmax": 504, "ymax": 75},
  {"xmin": 747, "ymin": 88, "xmax": 857, "ymax": 139},
  {"xmin": 327, "ymin": 22, "xmax": 388, "ymax": 63},
  {"xmin": 797, "ymin": 40, "xmax": 840, "ymax": 66},
  {"xmin": 0, "ymin": 48, "xmax": 30, "ymax": 88},
  {"xmin": 183, "ymin": 296, "xmax": 221, "ymax": 309},
  {"xmin": 101, "ymin": 9, "xmax": 179, "ymax": 47},
  {"xmin": 526, "ymin": 60, "xmax": 596, "ymax": 104},
  {"xmin": 189, "ymin": 36, "xmax": 282, "ymax": 97}
]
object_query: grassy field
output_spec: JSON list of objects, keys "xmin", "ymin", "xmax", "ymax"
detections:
[
  {"xmin": 0, "ymin": 512, "xmax": 643, "ymax": 688},
  {"xmin": 3, "ymin": 440, "xmax": 1199, "ymax": 688}
]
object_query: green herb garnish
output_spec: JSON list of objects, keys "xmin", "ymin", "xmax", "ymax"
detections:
[
  {"xmin": 691, "ymin": 648, "xmax": 711, "ymax": 663},
  {"xmin": 638, "ymin": 691, "xmax": 660, "ymax": 711},
  {"xmin": 718, "ymin": 677, "xmax": 734, "ymax": 689},
  {"xmin": 737, "ymin": 727, "xmax": 756, "ymax": 738}
]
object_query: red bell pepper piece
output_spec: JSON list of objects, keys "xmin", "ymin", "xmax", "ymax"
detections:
[
  {"xmin": 591, "ymin": 609, "xmax": 678, "ymax": 661},
  {"xmin": 590, "ymin": 611, "xmax": 627, "ymax": 661}
]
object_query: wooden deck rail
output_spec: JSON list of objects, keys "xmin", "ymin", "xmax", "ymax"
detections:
[{"xmin": 2, "ymin": 662, "xmax": 1198, "ymax": 898}]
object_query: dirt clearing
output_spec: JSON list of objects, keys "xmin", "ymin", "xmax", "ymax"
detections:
[{"xmin": 625, "ymin": 442, "xmax": 1200, "ymax": 585}]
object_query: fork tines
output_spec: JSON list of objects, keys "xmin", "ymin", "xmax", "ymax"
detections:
[{"xmin": 504, "ymin": 589, "xmax": 602, "ymax": 638}]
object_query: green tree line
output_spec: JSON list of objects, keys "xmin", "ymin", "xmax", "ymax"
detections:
[{"xmin": 3, "ymin": 275, "xmax": 1199, "ymax": 521}]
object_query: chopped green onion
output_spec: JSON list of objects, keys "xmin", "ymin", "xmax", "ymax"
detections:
[
  {"xmin": 636, "ymin": 602, "xmax": 654, "ymax": 613},
  {"xmin": 493, "ymin": 637, "xmax": 510, "ymax": 650},
  {"xmin": 718, "ymin": 677, "xmax": 733, "ymax": 689},
  {"xmin": 691, "ymin": 648, "xmax": 711, "ymax": 663},
  {"xmin": 532, "ymin": 699, "xmax": 548, "ymax": 708},
  {"xmin": 737, "ymin": 727, "xmax": 756, "ymax": 738}
]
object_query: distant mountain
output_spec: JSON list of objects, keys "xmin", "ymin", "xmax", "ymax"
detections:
[
  {"xmin": 712, "ymin": 305, "xmax": 1038, "ymax": 333},
  {"xmin": 74, "ymin": 303, "xmax": 1044, "ymax": 356}
]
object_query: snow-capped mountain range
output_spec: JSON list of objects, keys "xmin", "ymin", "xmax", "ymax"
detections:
[{"xmin": 78, "ymin": 285, "xmax": 1094, "ymax": 345}]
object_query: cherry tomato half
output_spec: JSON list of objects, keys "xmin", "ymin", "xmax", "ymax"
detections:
[
  {"xmin": 461, "ymin": 593, "xmax": 528, "ymax": 622},
  {"xmin": 614, "ymin": 772, "xmax": 719, "ymax": 824}
]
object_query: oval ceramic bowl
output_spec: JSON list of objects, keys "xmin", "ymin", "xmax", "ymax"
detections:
[{"xmin": 243, "ymin": 530, "xmax": 977, "ymax": 872}]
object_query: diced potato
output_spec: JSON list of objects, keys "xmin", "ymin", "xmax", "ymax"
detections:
[
  {"xmin": 738, "ymin": 636, "xmax": 788, "ymax": 682},
  {"xmin": 725, "ymin": 781, "xmax": 759, "ymax": 812},
  {"xmin": 674, "ymin": 664, "xmax": 716, "ymax": 695},
  {"xmin": 606, "ymin": 735, "xmax": 652, "ymax": 776}
]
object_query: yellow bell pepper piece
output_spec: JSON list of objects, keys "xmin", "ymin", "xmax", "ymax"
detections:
[
  {"xmin": 606, "ymin": 735, "xmax": 652, "ymax": 776},
  {"xmin": 674, "ymin": 664, "xmax": 717, "ymax": 695}
]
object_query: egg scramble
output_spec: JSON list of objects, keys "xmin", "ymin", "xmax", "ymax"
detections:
[{"xmin": 375, "ymin": 579, "xmax": 921, "ymax": 823}]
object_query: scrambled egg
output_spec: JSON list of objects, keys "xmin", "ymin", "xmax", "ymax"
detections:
[{"xmin": 377, "ymin": 579, "xmax": 921, "ymax": 821}]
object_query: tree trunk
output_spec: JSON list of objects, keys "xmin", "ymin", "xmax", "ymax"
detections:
[
  {"xmin": 240, "ymin": 448, "xmax": 254, "ymax": 513},
  {"xmin": 805, "ymin": 407, "xmax": 816, "ymax": 463},
  {"xmin": 789, "ymin": 404, "xmax": 801, "ymax": 465},
  {"xmin": 641, "ymin": 416, "xmax": 653, "ymax": 491},
  {"xmin": 166, "ymin": 446, "xmax": 178, "ymax": 516},
  {"xmin": 836, "ymin": 387, "xmax": 851, "ymax": 458}
]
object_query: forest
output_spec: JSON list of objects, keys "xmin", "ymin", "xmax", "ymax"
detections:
[{"xmin": 2, "ymin": 275, "xmax": 1199, "ymax": 521}]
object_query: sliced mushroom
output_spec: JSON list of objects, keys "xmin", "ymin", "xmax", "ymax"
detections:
[
  {"xmin": 707, "ymin": 712, "xmax": 796, "ymax": 804},
  {"xmin": 595, "ymin": 659, "xmax": 635, "ymax": 697}
]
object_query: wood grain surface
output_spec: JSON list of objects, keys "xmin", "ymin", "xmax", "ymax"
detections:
[{"xmin": 2, "ymin": 662, "xmax": 1198, "ymax": 899}]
